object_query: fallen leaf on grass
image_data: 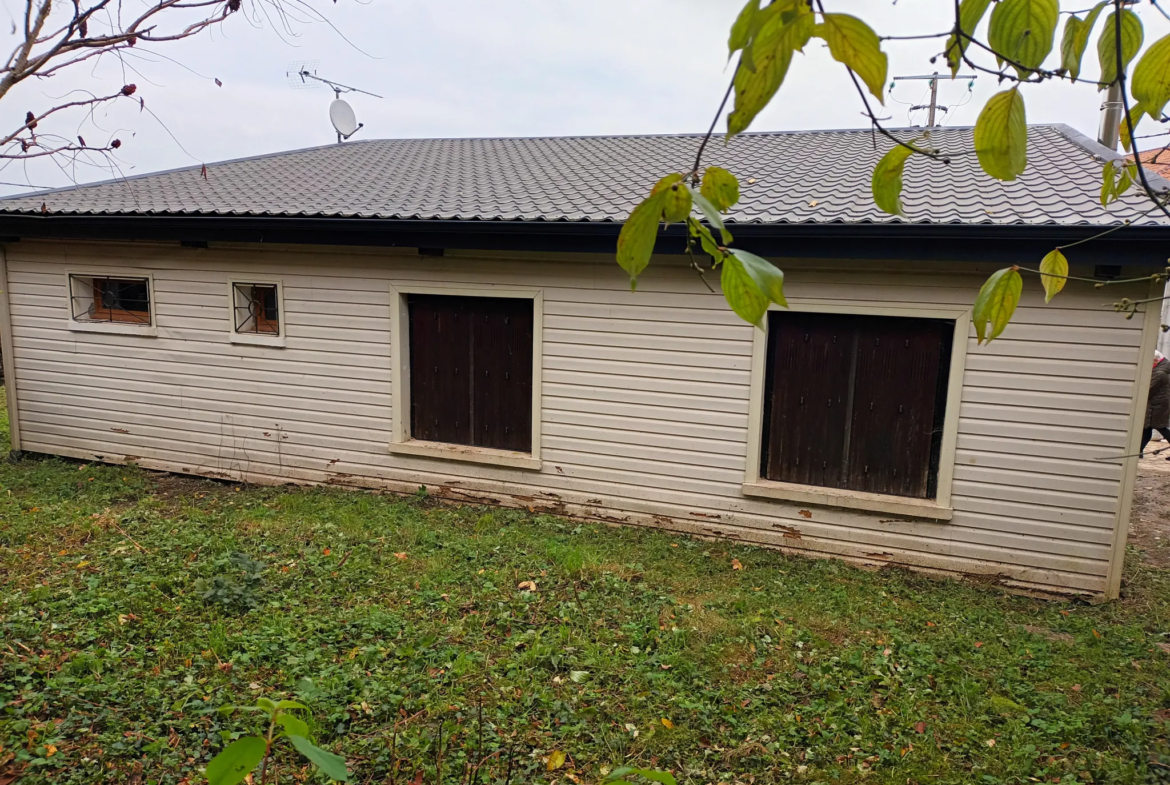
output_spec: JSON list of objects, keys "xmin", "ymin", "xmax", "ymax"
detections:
[
  {"xmin": 914, "ymin": 721, "xmax": 926, "ymax": 734},
  {"xmin": 974, "ymin": 642, "xmax": 983, "ymax": 648},
  {"xmin": 731, "ymin": 559, "xmax": 743, "ymax": 571},
  {"xmin": 547, "ymin": 750, "xmax": 566, "ymax": 771},
  {"xmin": 517, "ymin": 580, "xmax": 538, "ymax": 592},
  {"xmin": 393, "ymin": 553, "xmax": 408, "ymax": 560},
  {"xmin": 661, "ymin": 718, "xmax": 674, "ymax": 729},
  {"xmin": 1158, "ymin": 643, "xmax": 1170, "ymax": 655},
  {"xmin": 45, "ymin": 745, "xmax": 56, "ymax": 757},
  {"xmin": 986, "ymin": 739, "xmax": 996, "ymax": 747},
  {"xmin": 322, "ymin": 547, "xmax": 331, "ymax": 556}
]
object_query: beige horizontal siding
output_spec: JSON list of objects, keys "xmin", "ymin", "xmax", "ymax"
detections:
[{"xmin": 4, "ymin": 241, "xmax": 1147, "ymax": 595}]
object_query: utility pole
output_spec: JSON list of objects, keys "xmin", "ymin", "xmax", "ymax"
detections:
[{"xmin": 892, "ymin": 72, "xmax": 976, "ymax": 128}]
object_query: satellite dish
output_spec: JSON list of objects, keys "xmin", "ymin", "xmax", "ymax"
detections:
[{"xmin": 329, "ymin": 98, "xmax": 359, "ymax": 139}]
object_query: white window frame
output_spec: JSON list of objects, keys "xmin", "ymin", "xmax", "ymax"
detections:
[
  {"xmin": 65, "ymin": 270, "xmax": 157, "ymax": 337},
  {"xmin": 388, "ymin": 283, "xmax": 543, "ymax": 471},
  {"xmin": 742, "ymin": 300, "xmax": 970, "ymax": 521},
  {"xmin": 227, "ymin": 279, "xmax": 286, "ymax": 348}
]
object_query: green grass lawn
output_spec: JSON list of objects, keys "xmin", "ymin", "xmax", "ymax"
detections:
[{"xmin": 2, "ymin": 392, "xmax": 1170, "ymax": 785}]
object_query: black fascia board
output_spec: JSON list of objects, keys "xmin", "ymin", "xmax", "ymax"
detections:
[{"xmin": 0, "ymin": 213, "xmax": 1166, "ymax": 266}]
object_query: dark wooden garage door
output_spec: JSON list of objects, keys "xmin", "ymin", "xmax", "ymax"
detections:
[
  {"xmin": 760, "ymin": 311, "xmax": 953, "ymax": 499},
  {"xmin": 407, "ymin": 294, "xmax": 533, "ymax": 452}
]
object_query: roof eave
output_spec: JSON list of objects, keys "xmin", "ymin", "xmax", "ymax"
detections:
[{"xmin": 0, "ymin": 212, "xmax": 1165, "ymax": 266}]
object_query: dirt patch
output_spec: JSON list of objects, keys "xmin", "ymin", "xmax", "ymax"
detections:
[
  {"xmin": 1020, "ymin": 624, "xmax": 1075, "ymax": 644},
  {"xmin": 147, "ymin": 471, "xmax": 241, "ymax": 513},
  {"xmin": 1129, "ymin": 454, "xmax": 1170, "ymax": 568}
]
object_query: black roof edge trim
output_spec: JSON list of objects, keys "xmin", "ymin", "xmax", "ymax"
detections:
[{"xmin": 0, "ymin": 214, "xmax": 1166, "ymax": 265}]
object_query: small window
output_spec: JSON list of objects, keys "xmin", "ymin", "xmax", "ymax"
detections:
[
  {"xmin": 69, "ymin": 275, "xmax": 150, "ymax": 324},
  {"xmin": 760, "ymin": 311, "xmax": 953, "ymax": 499},
  {"xmin": 407, "ymin": 294, "xmax": 533, "ymax": 452},
  {"xmin": 232, "ymin": 283, "xmax": 280, "ymax": 335}
]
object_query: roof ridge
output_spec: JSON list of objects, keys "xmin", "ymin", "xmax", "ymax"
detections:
[{"xmin": 1048, "ymin": 122, "xmax": 1170, "ymax": 193}]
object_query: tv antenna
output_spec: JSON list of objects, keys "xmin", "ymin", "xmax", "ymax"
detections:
[
  {"xmin": 286, "ymin": 61, "xmax": 383, "ymax": 144},
  {"xmin": 891, "ymin": 71, "xmax": 976, "ymax": 128}
]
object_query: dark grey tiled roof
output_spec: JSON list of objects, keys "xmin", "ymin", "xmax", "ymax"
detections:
[{"xmin": 1, "ymin": 124, "xmax": 1164, "ymax": 226}]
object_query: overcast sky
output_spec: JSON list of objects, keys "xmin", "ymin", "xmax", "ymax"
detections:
[{"xmin": 1, "ymin": 0, "xmax": 1167, "ymax": 194}]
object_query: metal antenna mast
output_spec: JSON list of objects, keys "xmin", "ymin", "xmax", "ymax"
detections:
[
  {"xmin": 285, "ymin": 62, "xmax": 383, "ymax": 144},
  {"xmin": 892, "ymin": 71, "xmax": 976, "ymax": 128}
]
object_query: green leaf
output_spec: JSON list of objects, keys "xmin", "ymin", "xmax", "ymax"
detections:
[
  {"xmin": 1100, "ymin": 158, "xmax": 1117, "ymax": 206},
  {"xmin": 689, "ymin": 187, "xmax": 732, "ymax": 244},
  {"xmin": 1099, "ymin": 158, "xmax": 1137, "ymax": 205},
  {"xmin": 1061, "ymin": 1, "xmax": 1107, "ymax": 80},
  {"xmin": 662, "ymin": 181, "xmax": 692, "ymax": 225},
  {"xmin": 206, "ymin": 736, "xmax": 266, "ymax": 785},
  {"xmin": 1038, "ymin": 249, "xmax": 1068, "ymax": 303},
  {"xmin": 1132, "ymin": 33, "xmax": 1170, "ymax": 120},
  {"xmin": 740, "ymin": 0, "xmax": 805, "ymax": 73},
  {"xmin": 255, "ymin": 697, "xmax": 276, "ymax": 717},
  {"xmin": 616, "ymin": 191, "xmax": 666, "ymax": 288},
  {"xmin": 987, "ymin": 0, "xmax": 1059, "ymax": 78},
  {"xmin": 1061, "ymin": 17, "xmax": 1086, "ymax": 77},
  {"xmin": 1120, "ymin": 102, "xmax": 1145, "ymax": 152},
  {"xmin": 276, "ymin": 700, "xmax": 310, "ymax": 712},
  {"xmin": 728, "ymin": 0, "xmax": 760, "ymax": 56},
  {"xmin": 1098, "ymin": 9, "xmax": 1143, "ymax": 88},
  {"xmin": 688, "ymin": 217, "xmax": 724, "ymax": 264},
  {"xmin": 727, "ymin": 4, "xmax": 812, "ymax": 136},
  {"xmin": 871, "ymin": 142, "xmax": 916, "ymax": 216},
  {"xmin": 817, "ymin": 14, "xmax": 887, "ymax": 102},
  {"xmin": 721, "ymin": 254, "xmax": 770, "ymax": 326},
  {"xmin": 972, "ymin": 267, "xmax": 1023, "ymax": 344},
  {"xmin": 946, "ymin": 0, "xmax": 994, "ymax": 77},
  {"xmin": 730, "ymin": 248, "xmax": 787, "ymax": 307},
  {"xmin": 974, "ymin": 87, "xmax": 1028, "ymax": 181},
  {"xmin": 275, "ymin": 713, "xmax": 309, "ymax": 739},
  {"xmin": 650, "ymin": 173, "xmax": 683, "ymax": 196},
  {"xmin": 701, "ymin": 166, "xmax": 740, "ymax": 212},
  {"xmin": 1118, "ymin": 161, "xmax": 1137, "ymax": 199},
  {"xmin": 288, "ymin": 735, "xmax": 349, "ymax": 782}
]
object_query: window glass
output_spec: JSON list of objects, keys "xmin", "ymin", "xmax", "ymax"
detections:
[
  {"xmin": 407, "ymin": 294, "xmax": 533, "ymax": 452},
  {"xmin": 233, "ymin": 283, "xmax": 280, "ymax": 335},
  {"xmin": 69, "ymin": 275, "xmax": 150, "ymax": 324},
  {"xmin": 760, "ymin": 311, "xmax": 953, "ymax": 499}
]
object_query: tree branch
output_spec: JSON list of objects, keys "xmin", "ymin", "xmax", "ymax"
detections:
[{"xmin": 1114, "ymin": 0, "xmax": 1170, "ymax": 222}]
